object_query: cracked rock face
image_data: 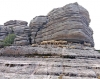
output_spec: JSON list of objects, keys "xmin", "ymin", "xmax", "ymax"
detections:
[
  {"xmin": 3, "ymin": 20, "xmax": 30, "ymax": 46},
  {"xmin": 13, "ymin": 25, "xmax": 30, "ymax": 46},
  {"xmin": 0, "ymin": 25, "xmax": 8, "ymax": 41},
  {"xmin": 29, "ymin": 16, "xmax": 48, "ymax": 44},
  {"xmin": 30, "ymin": 2, "xmax": 94, "ymax": 46}
]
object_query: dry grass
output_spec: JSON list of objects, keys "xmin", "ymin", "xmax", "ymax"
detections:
[
  {"xmin": 58, "ymin": 74, "xmax": 63, "ymax": 79},
  {"xmin": 98, "ymin": 76, "xmax": 100, "ymax": 79}
]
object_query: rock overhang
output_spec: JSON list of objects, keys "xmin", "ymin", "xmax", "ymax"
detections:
[{"xmin": 29, "ymin": 2, "xmax": 94, "ymax": 47}]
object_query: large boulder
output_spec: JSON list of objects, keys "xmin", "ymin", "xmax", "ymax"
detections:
[
  {"xmin": 13, "ymin": 25, "xmax": 30, "ymax": 46},
  {"xmin": 29, "ymin": 16, "xmax": 48, "ymax": 43},
  {"xmin": 33, "ymin": 2, "xmax": 94, "ymax": 46},
  {"xmin": 3, "ymin": 20, "xmax": 30, "ymax": 46},
  {"xmin": 0, "ymin": 46, "xmax": 36, "ymax": 56},
  {"xmin": 0, "ymin": 25, "xmax": 10, "ymax": 41}
]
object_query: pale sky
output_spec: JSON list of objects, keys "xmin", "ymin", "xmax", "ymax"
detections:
[{"xmin": 0, "ymin": 0, "xmax": 100, "ymax": 49}]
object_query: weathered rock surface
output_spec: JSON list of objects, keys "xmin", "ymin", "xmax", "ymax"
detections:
[
  {"xmin": 0, "ymin": 2, "xmax": 98, "ymax": 79},
  {"xmin": 0, "ymin": 45, "xmax": 100, "ymax": 79},
  {"xmin": 30, "ymin": 2, "xmax": 94, "ymax": 46},
  {"xmin": 0, "ymin": 43, "xmax": 97, "ymax": 57},
  {"xmin": 0, "ymin": 46, "xmax": 36, "ymax": 56},
  {"xmin": 0, "ymin": 2, "xmax": 94, "ymax": 46},
  {"xmin": 29, "ymin": 16, "xmax": 48, "ymax": 43},
  {"xmin": 4, "ymin": 20, "xmax": 28, "ymax": 26},
  {"xmin": 13, "ymin": 25, "xmax": 30, "ymax": 46},
  {"xmin": 3, "ymin": 20, "xmax": 30, "ymax": 46},
  {"xmin": 0, "ymin": 25, "xmax": 8, "ymax": 41}
]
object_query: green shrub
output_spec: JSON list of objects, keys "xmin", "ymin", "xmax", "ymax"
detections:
[
  {"xmin": 96, "ymin": 50, "xmax": 100, "ymax": 53},
  {"xmin": 3, "ymin": 34, "xmax": 16, "ymax": 46},
  {"xmin": 98, "ymin": 50, "xmax": 100, "ymax": 53}
]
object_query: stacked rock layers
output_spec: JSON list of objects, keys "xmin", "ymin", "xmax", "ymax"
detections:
[
  {"xmin": 4, "ymin": 20, "xmax": 30, "ymax": 46},
  {"xmin": 30, "ymin": 2, "xmax": 94, "ymax": 46},
  {"xmin": 29, "ymin": 16, "xmax": 48, "ymax": 44}
]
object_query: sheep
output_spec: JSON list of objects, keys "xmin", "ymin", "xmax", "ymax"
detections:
[
  {"xmin": 31, "ymin": 44, "xmax": 38, "ymax": 47},
  {"xmin": 59, "ymin": 40, "xmax": 67, "ymax": 45},
  {"xmin": 40, "ymin": 41, "xmax": 48, "ymax": 45},
  {"xmin": 54, "ymin": 41, "xmax": 59, "ymax": 45},
  {"xmin": 58, "ymin": 74, "xmax": 63, "ymax": 79},
  {"xmin": 48, "ymin": 40, "xmax": 55, "ymax": 44},
  {"xmin": 84, "ymin": 42, "xmax": 91, "ymax": 47},
  {"xmin": 69, "ymin": 46, "xmax": 76, "ymax": 49},
  {"xmin": 54, "ymin": 40, "xmax": 67, "ymax": 45},
  {"xmin": 40, "ymin": 40, "xmax": 67, "ymax": 45}
]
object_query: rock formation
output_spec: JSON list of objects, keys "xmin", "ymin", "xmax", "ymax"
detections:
[
  {"xmin": 30, "ymin": 2, "xmax": 94, "ymax": 47},
  {"xmin": 4, "ymin": 20, "xmax": 30, "ymax": 46},
  {"xmin": 0, "ymin": 43, "xmax": 95, "ymax": 56},
  {"xmin": 29, "ymin": 16, "xmax": 48, "ymax": 44},
  {"xmin": 0, "ymin": 25, "xmax": 8, "ymax": 41},
  {"xmin": 0, "ymin": 2, "xmax": 100, "ymax": 79},
  {"xmin": 0, "ymin": 2, "xmax": 94, "ymax": 47},
  {"xmin": 4, "ymin": 20, "xmax": 28, "ymax": 26},
  {"xmin": 13, "ymin": 25, "xmax": 30, "ymax": 46},
  {"xmin": 0, "ymin": 45, "xmax": 100, "ymax": 79}
]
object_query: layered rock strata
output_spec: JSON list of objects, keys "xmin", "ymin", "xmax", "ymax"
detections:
[
  {"xmin": 0, "ymin": 25, "xmax": 8, "ymax": 41},
  {"xmin": 0, "ymin": 43, "xmax": 96, "ymax": 56},
  {"xmin": 0, "ymin": 45, "xmax": 100, "ymax": 79},
  {"xmin": 0, "ymin": 2, "xmax": 99, "ymax": 79},
  {"xmin": 4, "ymin": 20, "xmax": 28, "ymax": 26},
  {"xmin": 29, "ymin": 16, "xmax": 48, "ymax": 43},
  {"xmin": 30, "ymin": 2, "xmax": 94, "ymax": 46},
  {"xmin": 13, "ymin": 25, "xmax": 30, "ymax": 46},
  {"xmin": 4, "ymin": 20, "xmax": 30, "ymax": 46}
]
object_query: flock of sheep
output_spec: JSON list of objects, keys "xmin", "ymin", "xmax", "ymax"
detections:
[
  {"xmin": 31, "ymin": 40, "xmax": 91, "ymax": 47},
  {"xmin": 40, "ymin": 40, "xmax": 67, "ymax": 45}
]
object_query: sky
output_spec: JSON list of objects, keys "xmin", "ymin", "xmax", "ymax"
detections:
[{"xmin": 0, "ymin": 0, "xmax": 100, "ymax": 49}]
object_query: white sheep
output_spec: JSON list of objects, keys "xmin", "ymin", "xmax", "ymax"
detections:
[{"xmin": 84, "ymin": 42, "xmax": 91, "ymax": 47}]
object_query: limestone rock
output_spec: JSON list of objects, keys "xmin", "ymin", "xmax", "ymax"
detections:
[
  {"xmin": 34, "ymin": 2, "xmax": 94, "ymax": 46},
  {"xmin": 0, "ymin": 46, "xmax": 36, "ymax": 56},
  {"xmin": 0, "ymin": 25, "xmax": 8, "ymax": 41},
  {"xmin": 13, "ymin": 25, "xmax": 30, "ymax": 46},
  {"xmin": 0, "ymin": 43, "xmax": 95, "ymax": 56},
  {"xmin": 4, "ymin": 20, "xmax": 28, "ymax": 26},
  {"xmin": 14, "ymin": 36, "xmax": 29, "ymax": 46},
  {"xmin": 48, "ymin": 2, "xmax": 90, "ymax": 24},
  {"xmin": 29, "ymin": 16, "xmax": 48, "ymax": 43},
  {"xmin": 3, "ymin": 20, "xmax": 30, "ymax": 46}
]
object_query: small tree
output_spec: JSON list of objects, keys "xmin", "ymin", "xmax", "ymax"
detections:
[{"xmin": 3, "ymin": 34, "xmax": 16, "ymax": 46}]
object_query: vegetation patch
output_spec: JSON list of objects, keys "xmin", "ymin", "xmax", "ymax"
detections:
[
  {"xmin": 95, "ymin": 50, "xmax": 100, "ymax": 53},
  {"xmin": 0, "ymin": 34, "xmax": 16, "ymax": 47}
]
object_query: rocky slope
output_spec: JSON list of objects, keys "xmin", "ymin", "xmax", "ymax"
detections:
[
  {"xmin": 0, "ymin": 25, "xmax": 8, "ymax": 41},
  {"xmin": 30, "ymin": 2, "xmax": 94, "ymax": 46},
  {"xmin": 0, "ymin": 45, "xmax": 100, "ymax": 79},
  {"xmin": 29, "ymin": 16, "xmax": 48, "ymax": 44},
  {"xmin": 0, "ymin": 20, "xmax": 30, "ymax": 46},
  {"xmin": 0, "ymin": 2, "xmax": 99, "ymax": 79},
  {"xmin": 0, "ymin": 2, "xmax": 94, "ymax": 47}
]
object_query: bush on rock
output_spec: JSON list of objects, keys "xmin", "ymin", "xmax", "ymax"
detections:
[{"xmin": 3, "ymin": 34, "xmax": 16, "ymax": 46}]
